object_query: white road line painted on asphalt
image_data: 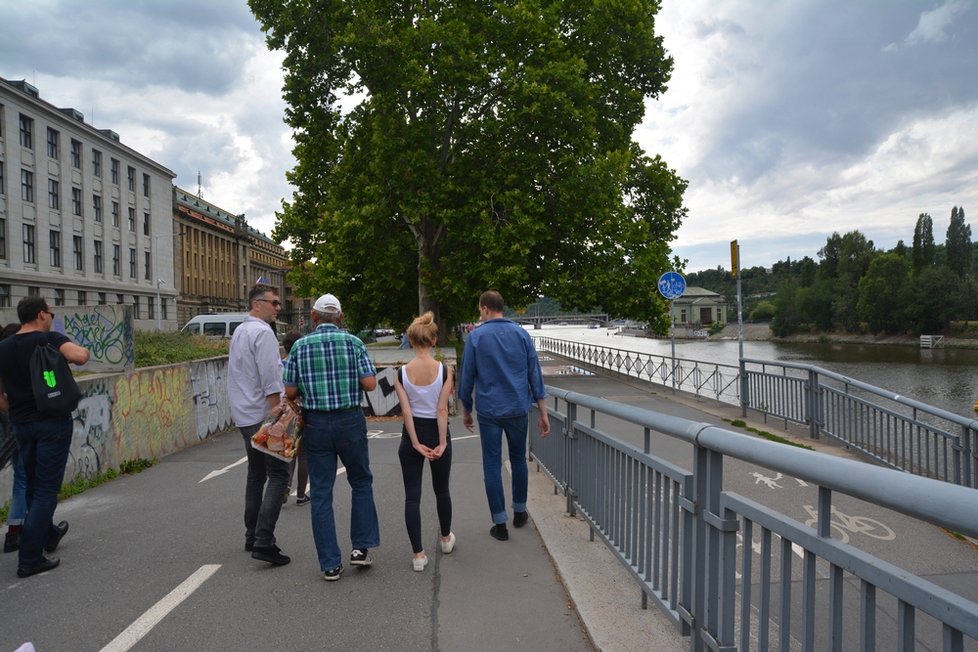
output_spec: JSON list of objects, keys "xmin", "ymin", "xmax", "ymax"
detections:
[
  {"xmin": 451, "ymin": 434, "xmax": 480, "ymax": 441},
  {"xmin": 199, "ymin": 456, "xmax": 248, "ymax": 483},
  {"xmin": 99, "ymin": 564, "xmax": 221, "ymax": 652}
]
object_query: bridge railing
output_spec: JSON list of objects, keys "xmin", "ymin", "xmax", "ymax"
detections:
[
  {"xmin": 532, "ymin": 337, "xmax": 978, "ymax": 489},
  {"xmin": 530, "ymin": 387, "xmax": 978, "ymax": 651}
]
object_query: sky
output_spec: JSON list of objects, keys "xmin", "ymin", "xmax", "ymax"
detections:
[{"xmin": 3, "ymin": 0, "xmax": 976, "ymax": 273}]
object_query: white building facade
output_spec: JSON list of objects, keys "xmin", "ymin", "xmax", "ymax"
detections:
[{"xmin": 0, "ymin": 77, "xmax": 178, "ymax": 329}]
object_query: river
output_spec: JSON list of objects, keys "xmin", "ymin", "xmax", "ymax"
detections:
[{"xmin": 529, "ymin": 325, "xmax": 978, "ymax": 419}]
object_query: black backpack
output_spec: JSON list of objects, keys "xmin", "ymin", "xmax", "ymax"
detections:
[{"xmin": 30, "ymin": 343, "xmax": 82, "ymax": 417}]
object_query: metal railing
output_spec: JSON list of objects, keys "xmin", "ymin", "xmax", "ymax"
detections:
[
  {"xmin": 530, "ymin": 387, "xmax": 978, "ymax": 652},
  {"xmin": 532, "ymin": 337, "xmax": 978, "ymax": 489}
]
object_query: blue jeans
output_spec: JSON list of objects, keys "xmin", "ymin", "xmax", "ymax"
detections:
[
  {"xmin": 303, "ymin": 409, "xmax": 380, "ymax": 571},
  {"xmin": 240, "ymin": 424, "xmax": 291, "ymax": 549},
  {"xmin": 9, "ymin": 451, "xmax": 27, "ymax": 526},
  {"xmin": 12, "ymin": 417, "xmax": 73, "ymax": 567},
  {"xmin": 478, "ymin": 414, "xmax": 529, "ymax": 525}
]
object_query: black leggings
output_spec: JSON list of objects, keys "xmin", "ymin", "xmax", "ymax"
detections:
[{"xmin": 398, "ymin": 418, "xmax": 453, "ymax": 554}]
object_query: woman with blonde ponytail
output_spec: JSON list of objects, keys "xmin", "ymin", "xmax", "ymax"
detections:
[{"xmin": 393, "ymin": 312, "xmax": 456, "ymax": 571}]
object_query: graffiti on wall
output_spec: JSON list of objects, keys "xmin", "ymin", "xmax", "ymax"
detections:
[
  {"xmin": 189, "ymin": 358, "xmax": 233, "ymax": 440},
  {"xmin": 113, "ymin": 366, "xmax": 198, "ymax": 462},
  {"xmin": 68, "ymin": 379, "xmax": 114, "ymax": 482},
  {"xmin": 62, "ymin": 305, "xmax": 135, "ymax": 372}
]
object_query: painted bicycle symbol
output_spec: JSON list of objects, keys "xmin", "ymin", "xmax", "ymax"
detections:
[{"xmin": 802, "ymin": 505, "xmax": 895, "ymax": 544}]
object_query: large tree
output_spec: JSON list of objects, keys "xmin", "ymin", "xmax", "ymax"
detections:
[
  {"xmin": 250, "ymin": 0, "xmax": 687, "ymax": 336},
  {"xmin": 912, "ymin": 212, "xmax": 935, "ymax": 274},
  {"xmin": 945, "ymin": 206, "xmax": 971, "ymax": 276}
]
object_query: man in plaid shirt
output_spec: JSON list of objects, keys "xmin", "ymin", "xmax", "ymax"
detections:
[{"xmin": 284, "ymin": 293, "xmax": 380, "ymax": 581}]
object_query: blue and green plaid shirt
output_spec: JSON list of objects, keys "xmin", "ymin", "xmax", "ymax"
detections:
[{"xmin": 283, "ymin": 323, "xmax": 376, "ymax": 411}]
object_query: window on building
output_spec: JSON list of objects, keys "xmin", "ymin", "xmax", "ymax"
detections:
[
  {"xmin": 0, "ymin": 218, "xmax": 6, "ymax": 260},
  {"xmin": 28, "ymin": 287, "xmax": 40, "ymax": 297},
  {"xmin": 47, "ymin": 127, "xmax": 59, "ymax": 160},
  {"xmin": 19, "ymin": 114, "xmax": 33, "ymax": 149},
  {"xmin": 161, "ymin": 298, "xmax": 168, "ymax": 320},
  {"xmin": 129, "ymin": 247, "xmax": 137, "ymax": 278},
  {"xmin": 128, "ymin": 206, "xmax": 135, "ymax": 231},
  {"xmin": 94, "ymin": 239, "xmax": 103, "ymax": 273},
  {"xmin": 127, "ymin": 166, "xmax": 135, "ymax": 191},
  {"xmin": 143, "ymin": 212, "xmax": 150, "ymax": 236},
  {"xmin": 98, "ymin": 292, "xmax": 107, "ymax": 305},
  {"xmin": 54, "ymin": 288, "xmax": 65, "ymax": 306},
  {"xmin": 116, "ymin": 293, "xmax": 124, "ymax": 305},
  {"xmin": 71, "ymin": 139, "xmax": 82, "ymax": 169},
  {"xmin": 48, "ymin": 178, "xmax": 60, "ymax": 209},
  {"xmin": 49, "ymin": 230, "xmax": 61, "ymax": 267},
  {"xmin": 112, "ymin": 201, "xmax": 120, "ymax": 227},
  {"xmin": 142, "ymin": 173, "xmax": 150, "ymax": 197},
  {"xmin": 73, "ymin": 235, "xmax": 84, "ymax": 270},
  {"xmin": 0, "ymin": 161, "xmax": 4, "ymax": 195},
  {"xmin": 148, "ymin": 298, "xmax": 155, "ymax": 320},
  {"xmin": 93, "ymin": 194, "xmax": 102, "ymax": 222},
  {"xmin": 92, "ymin": 149, "xmax": 102, "ymax": 177},
  {"xmin": 111, "ymin": 158, "xmax": 120, "ymax": 185},
  {"xmin": 144, "ymin": 250, "xmax": 152, "ymax": 280},
  {"xmin": 112, "ymin": 244, "xmax": 121, "ymax": 276},
  {"xmin": 21, "ymin": 169, "xmax": 33, "ymax": 203},
  {"xmin": 72, "ymin": 187, "xmax": 82, "ymax": 216},
  {"xmin": 23, "ymin": 224, "xmax": 36, "ymax": 264},
  {"xmin": 77, "ymin": 290, "xmax": 86, "ymax": 306},
  {"xmin": 133, "ymin": 296, "xmax": 140, "ymax": 319},
  {"xmin": 0, "ymin": 285, "xmax": 9, "ymax": 308}
]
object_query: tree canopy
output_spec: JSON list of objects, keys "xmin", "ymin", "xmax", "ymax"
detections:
[{"xmin": 250, "ymin": 0, "xmax": 687, "ymax": 336}]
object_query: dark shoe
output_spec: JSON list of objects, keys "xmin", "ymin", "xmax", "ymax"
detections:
[
  {"xmin": 3, "ymin": 531, "xmax": 19, "ymax": 553},
  {"xmin": 350, "ymin": 548, "xmax": 372, "ymax": 566},
  {"xmin": 323, "ymin": 564, "xmax": 343, "ymax": 581},
  {"xmin": 282, "ymin": 490, "xmax": 290, "ymax": 505},
  {"xmin": 513, "ymin": 511, "xmax": 529, "ymax": 528},
  {"xmin": 251, "ymin": 545, "xmax": 290, "ymax": 566},
  {"xmin": 296, "ymin": 495, "xmax": 310, "ymax": 506},
  {"xmin": 44, "ymin": 521, "xmax": 69, "ymax": 553},
  {"xmin": 490, "ymin": 524, "xmax": 509, "ymax": 541},
  {"xmin": 244, "ymin": 542, "xmax": 254, "ymax": 552},
  {"xmin": 17, "ymin": 556, "xmax": 60, "ymax": 578}
]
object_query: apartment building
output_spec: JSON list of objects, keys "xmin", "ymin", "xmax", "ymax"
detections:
[
  {"xmin": 0, "ymin": 77, "xmax": 178, "ymax": 328},
  {"xmin": 173, "ymin": 187, "xmax": 290, "ymax": 327}
]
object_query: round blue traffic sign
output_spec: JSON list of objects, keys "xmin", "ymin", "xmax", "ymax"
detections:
[{"xmin": 657, "ymin": 271, "xmax": 686, "ymax": 300}]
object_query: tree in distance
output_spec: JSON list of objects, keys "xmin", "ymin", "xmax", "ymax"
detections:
[{"xmin": 250, "ymin": 0, "xmax": 688, "ymax": 339}]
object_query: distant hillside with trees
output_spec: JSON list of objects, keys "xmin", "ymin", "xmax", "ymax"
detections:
[{"xmin": 687, "ymin": 207, "xmax": 977, "ymax": 336}]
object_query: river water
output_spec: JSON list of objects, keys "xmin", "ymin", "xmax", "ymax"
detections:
[{"xmin": 529, "ymin": 325, "xmax": 978, "ymax": 419}]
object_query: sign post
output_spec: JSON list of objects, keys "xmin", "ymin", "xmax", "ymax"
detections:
[
  {"xmin": 731, "ymin": 240, "xmax": 746, "ymax": 416},
  {"xmin": 657, "ymin": 271, "xmax": 686, "ymax": 393}
]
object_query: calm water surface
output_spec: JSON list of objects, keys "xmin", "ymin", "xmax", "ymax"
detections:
[{"xmin": 531, "ymin": 326, "xmax": 978, "ymax": 419}]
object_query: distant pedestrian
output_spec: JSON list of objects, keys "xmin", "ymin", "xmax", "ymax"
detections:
[
  {"xmin": 0, "ymin": 298, "xmax": 90, "ymax": 577},
  {"xmin": 458, "ymin": 290, "xmax": 550, "ymax": 542},
  {"xmin": 228, "ymin": 284, "xmax": 290, "ymax": 566},
  {"xmin": 393, "ymin": 312, "xmax": 455, "ymax": 571},
  {"xmin": 284, "ymin": 293, "xmax": 380, "ymax": 581},
  {"xmin": 281, "ymin": 330, "xmax": 309, "ymax": 506}
]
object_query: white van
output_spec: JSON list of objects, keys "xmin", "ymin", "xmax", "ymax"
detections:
[
  {"xmin": 180, "ymin": 313, "xmax": 249, "ymax": 338},
  {"xmin": 181, "ymin": 313, "xmax": 291, "ymax": 339}
]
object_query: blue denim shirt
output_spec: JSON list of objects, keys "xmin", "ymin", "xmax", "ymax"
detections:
[{"xmin": 458, "ymin": 318, "xmax": 547, "ymax": 418}]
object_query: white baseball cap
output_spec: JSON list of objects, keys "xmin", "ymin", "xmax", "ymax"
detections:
[{"xmin": 313, "ymin": 293, "xmax": 342, "ymax": 313}]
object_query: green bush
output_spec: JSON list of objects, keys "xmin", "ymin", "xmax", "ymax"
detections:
[{"xmin": 134, "ymin": 331, "xmax": 228, "ymax": 367}]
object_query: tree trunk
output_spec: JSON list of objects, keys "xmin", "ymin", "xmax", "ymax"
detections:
[{"xmin": 416, "ymin": 219, "xmax": 449, "ymax": 345}]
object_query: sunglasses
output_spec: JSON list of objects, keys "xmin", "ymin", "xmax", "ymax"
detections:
[
  {"xmin": 256, "ymin": 298, "xmax": 282, "ymax": 308},
  {"xmin": 44, "ymin": 309, "xmax": 55, "ymax": 319}
]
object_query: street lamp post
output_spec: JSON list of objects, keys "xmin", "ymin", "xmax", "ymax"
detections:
[{"xmin": 154, "ymin": 230, "xmax": 182, "ymax": 331}]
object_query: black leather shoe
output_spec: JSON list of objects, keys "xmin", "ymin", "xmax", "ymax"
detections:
[
  {"xmin": 44, "ymin": 521, "xmax": 69, "ymax": 553},
  {"xmin": 513, "ymin": 511, "xmax": 529, "ymax": 528},
  {"xmin": 490, "ymin": 524, "xmax": 509, "ymax": 541},
  {"xmin": 3, "ymin": 531, "xmax": 19, "ymax": 553},
  {"xmin": 251, "ymin": 545, "xmax": 290, "ymax": 565},
  {"xmin": 17, "ymin": 556, "xmax": 60, "ymax": 578}
]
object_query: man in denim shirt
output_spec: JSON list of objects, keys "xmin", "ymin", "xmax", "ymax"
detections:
[{"xmin": 458, "ymin": 290, "xmax": 551, "ymax": 541}]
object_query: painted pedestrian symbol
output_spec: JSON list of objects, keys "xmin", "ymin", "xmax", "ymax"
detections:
[{"xmin": 657, "ymin": 271, "xmax": 686, "ymax": 300}]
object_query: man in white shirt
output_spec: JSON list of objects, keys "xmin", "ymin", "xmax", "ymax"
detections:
[{"xmin": 227, "ymin": 285, "xmax": 290, "ymax": 566}]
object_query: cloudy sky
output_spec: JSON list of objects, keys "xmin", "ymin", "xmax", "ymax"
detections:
[{"xmin": 4, "ymin": 1, "xmax": 976, "ymax": 273}]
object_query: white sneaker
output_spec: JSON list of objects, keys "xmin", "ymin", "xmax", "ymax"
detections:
[
  {"xmin": 440, "ymin": 532, "xmax": 456, "ymax": 554},
  {"xmin": 412, "ymin": 555, "xmax": 428, "ymax": 572}
]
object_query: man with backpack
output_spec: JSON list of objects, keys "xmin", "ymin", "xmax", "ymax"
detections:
[{"xmin": 0, "ymin": 297, "xmax": 90, "ymax": 578}]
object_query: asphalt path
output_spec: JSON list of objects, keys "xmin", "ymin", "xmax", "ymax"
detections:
[
  {"xmin": 1, "ymin": 422, "xmax": 593, "ymax": 652},
  {"xmin": 542, "ymin": 371, "xmax": 978, "ymax": 651}
]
